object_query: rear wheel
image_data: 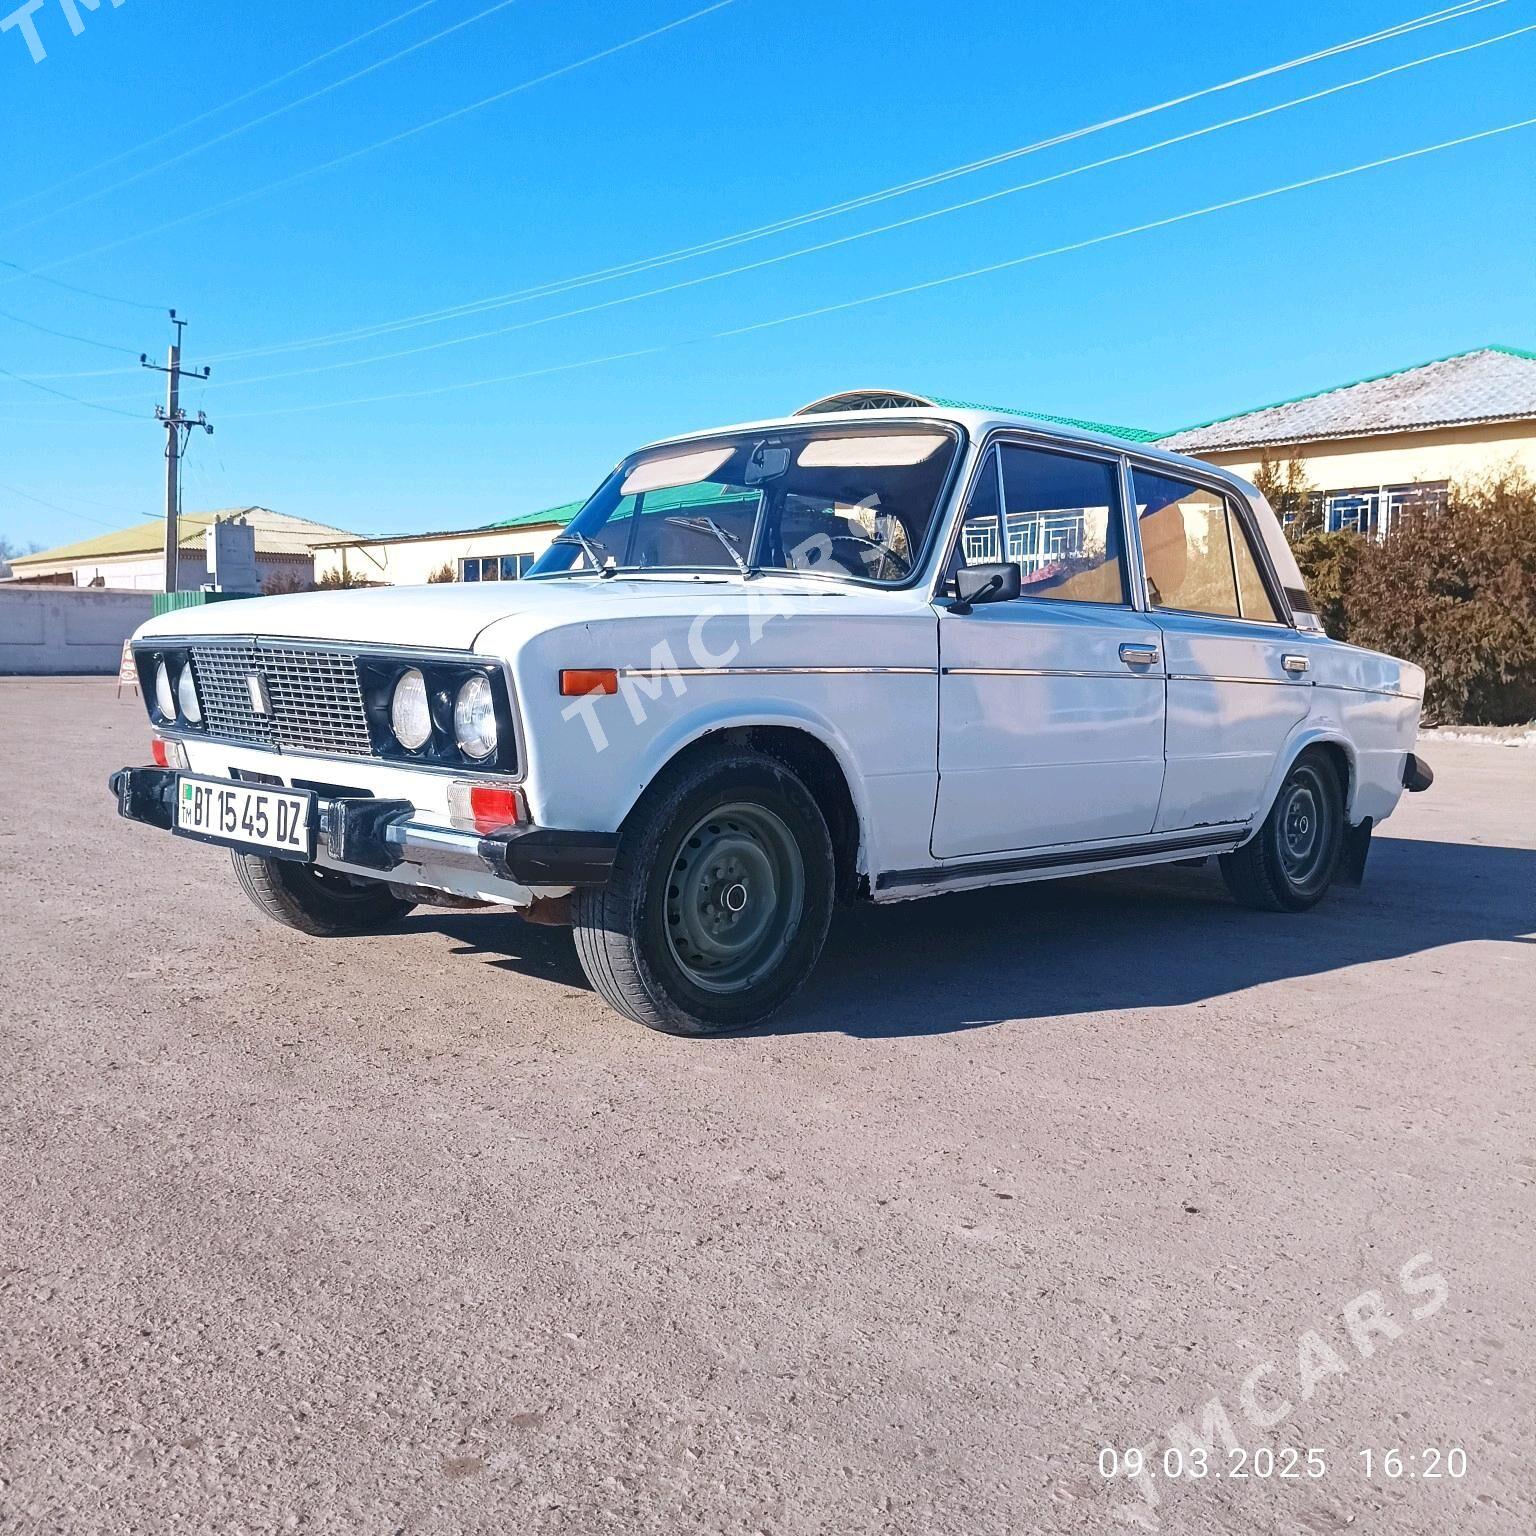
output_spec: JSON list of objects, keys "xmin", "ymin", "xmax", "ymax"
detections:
[
  {"xmin": 231, "ymin": 852, "xmax": 416, "ymax": 936},
  {"xmin": 1219, "ymin": 750, "xmax": 1344, "ymax": 912},
  {"xmin": 572, "ymin": 748, "xmax": 835, "ymax": 1035}
]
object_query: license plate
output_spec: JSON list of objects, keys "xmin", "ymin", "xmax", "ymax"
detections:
[{"xmin": 174, "ymin": 775, "xmax": 315, "ymax": 860}]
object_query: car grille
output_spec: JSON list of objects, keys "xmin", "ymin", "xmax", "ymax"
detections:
[{"xmin": 189, "ymin": 643, "xmax": 374, "ymax": 758}]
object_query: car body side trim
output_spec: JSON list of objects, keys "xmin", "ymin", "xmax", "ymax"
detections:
[
  {"xmin": 876, "ymin": 828, "xmax": 1243, "ymax": 891},
  {"xmin": 1165, "ymin": 672, "xmax": 1309, "ymax": 688},
  {"xmin": 1314, "ymin": 682, "xmax": 1420, "ymax": 701},
  {"xmin": 618, "ymin": 665, "xmax": 936, "ymax": 678},
  {"xmin": 942, "ymin": 666, "xmax": 1160, "ymax": 679}
]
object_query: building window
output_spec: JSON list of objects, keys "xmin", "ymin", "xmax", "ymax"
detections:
[
  {"xmin": 1385, "ymin": 481, "xmax": 1448, "ymax": 526},
  {"xmin": 1324, "ymin": 489, "xmax": 1381, "ymax": 535},
  {"xmin": 1321, "ymin": 482, "xmax": 1448, "ymax": 538},
  {"xmin": 1279, "ymin": 493, "xmax": 1325, "ymax": 529},
  {"xmin": 459, "ymin": 554, "xmax": 532, "ymax": 582}
]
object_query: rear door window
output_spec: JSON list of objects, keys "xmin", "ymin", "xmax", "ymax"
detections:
[{"xmin": 1134, "ymin": 470, "xmax": 1284, "ymax": 620}]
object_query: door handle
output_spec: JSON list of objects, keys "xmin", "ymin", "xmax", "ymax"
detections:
[
  {"xmin": 1119, "ymin": 643, "xmax": 1160, "ymax": 667},
  {"xmin": 1282, "ymin": 653, "xmax": 1310, "ymax": 674}
]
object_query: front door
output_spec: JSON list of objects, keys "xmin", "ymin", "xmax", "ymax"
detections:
[
  {"xmin": 932, "ymin": 441, "xmax": 1167, "ymax": 859},
  {"xmin": 1131, "ymin": 466, "xmax": 1311, "ymax": 831}
]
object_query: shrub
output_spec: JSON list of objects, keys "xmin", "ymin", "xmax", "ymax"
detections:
[
  {"xmin": 1254, "ymin": 454, "xmax": 1320, "ymax": 533},
  {"xmin": 1344, "ymin": 466, "xmax": 1536, "ymax": 724},
  {"xmin": 1285, "ymin": 527, "xmax": 1369, "ymax": 643},
  {"xmin": 426, "ymin": 563, "xmax": 456, "ymax": 583}
]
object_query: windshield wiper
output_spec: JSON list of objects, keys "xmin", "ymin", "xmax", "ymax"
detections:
[
  {"xmin": 665, "ymin": 516, "xmax": 754, "ymax": 577},
  {"xmin": 551, "ymin": 531, "xmax": 616, "ymax": 577}
]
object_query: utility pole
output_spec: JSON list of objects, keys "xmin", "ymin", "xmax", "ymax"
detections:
[{"xmin": 141, "ymin": 310, "xmax": 212, "ymax": 594}]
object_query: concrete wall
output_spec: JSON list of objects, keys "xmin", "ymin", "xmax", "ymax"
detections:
[
  {"xmin": 0, "ymin": 587, "xmax": 153, "ymax": 675},
  {"xmin": 313, "ymin": 525, "xmax": 559, "ymax": 586}
]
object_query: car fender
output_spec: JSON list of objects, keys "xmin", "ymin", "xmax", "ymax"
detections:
[
  {"xmin": 1253, "ymin": 714, "xmax": 1360, "ymax": 830},
  {"xmin": 615, "ymin": 693, "xmax": 878, "ymax": 867}
]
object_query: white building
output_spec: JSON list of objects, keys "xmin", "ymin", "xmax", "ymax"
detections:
[
  {"xmin": 7, "ymin": 507, "xmax": 355, "ymax": 591},
  {"xmin": 310, "ymin": 504, "xmax": 572, "ymax": 586}
]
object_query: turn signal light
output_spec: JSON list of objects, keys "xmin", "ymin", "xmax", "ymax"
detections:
[
  {"xmin": 470, "ymin": 786, "xmax": 522, "ymax": 833},
  {"xmin": 560, "ymin": 668, "xmax": 618, "ymax": 696},
  {"xmin": 448, "ymin": 781, "xmax": 527, "ymax": 835},
  {"xmin": 150, "ymin": 737, "xmax": 188, "ymax": 770}
]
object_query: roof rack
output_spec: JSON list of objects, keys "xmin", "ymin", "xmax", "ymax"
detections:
[{"xmin": 794, "ymin": 388, "xmax": 937, "ymax": 415}]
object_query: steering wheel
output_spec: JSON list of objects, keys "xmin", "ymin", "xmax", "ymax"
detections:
[{"xmin": 826, "ymin": 532, "xmax": 910, "ymax": 580}]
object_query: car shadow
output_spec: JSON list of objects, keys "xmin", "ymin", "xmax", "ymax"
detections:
[{"xmin": 405, "ymin": 836, "xmax": 1536, "ymax": 1038}]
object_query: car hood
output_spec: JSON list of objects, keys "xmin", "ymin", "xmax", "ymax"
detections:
[{"xmin": 133, "ymin": 575, "xmax": 882, "ymax": 652}]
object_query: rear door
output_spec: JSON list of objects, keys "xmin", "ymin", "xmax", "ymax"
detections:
[
  {"xmin": 932, "ymin": 440, "xmax": 1167, "ymax": 858},
  {"xmin": 1131, "ymin": 465, "xmax": 1311, "ymax": 831}
]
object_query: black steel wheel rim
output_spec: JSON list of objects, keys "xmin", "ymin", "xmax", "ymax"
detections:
[
  {"xmin": 663, "ymin": 802, "xmax": 805, "ymax": 994},
  {"xmin": 1278, "ymin": 767, "xmax": 1332, "ymax": 885}
]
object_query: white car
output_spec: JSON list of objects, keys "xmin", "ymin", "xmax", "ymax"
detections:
[{"xmin": 113, "ymin": 392, "xmax": 1432, "ymax": 1035}]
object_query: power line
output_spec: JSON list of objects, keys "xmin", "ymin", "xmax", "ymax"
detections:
[
  {"xmin": 0, "ymin": 0, "xmax": 520, "ymax": 242},
  {"xmin": 216, "ymin": 113, "xmax": 1536, "ymax": 419},
  {"xmin": 0, "ymin": 365, "xmax": 145, "ymax": 419},
  {"xmin": 0, "ymin": 480, "xmax": 141, "ymax": 531},
  {"xmin": 0, "ymin": 0, "xmax": 446, "ymax": 220},
  {"xmin": 173, "ymin": 0, "xmax": 1518, "ymax": 367},
  {"xmin": 18, "ymin": 2, "xmax": 736, "ymax": 281},
  {"xmin": 0, "ymin": 304, "xmax": 148, "ymax": 356},
  {"xmin": 718, "ymin": 117, "xmax": 1536, "ymax": 339},
  {"xmin": 45, "ymin": 16, "xmax": 1536, "ymax": 406},
  {"xmin": 0, "ymin": 256, "xmax": 167, "ymax": 312},
  {"xmin": 23, "ymin": 0, "xmax": 1500, "ymax": 382},
  {"xmin": 177, "ymin": 20, "xmax": 1536, "ymax": 394}
]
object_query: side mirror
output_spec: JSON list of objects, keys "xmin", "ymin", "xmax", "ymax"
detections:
[{"xmin": 950, "ymin": 562, "xmax": 1021, "ymax": 614}]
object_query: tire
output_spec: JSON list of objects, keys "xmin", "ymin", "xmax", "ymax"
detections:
[
  {"xmin": 231, "ymin": 851, "xmax": 416, "ymax": 937},
  {"xmin": 572, "ymin": 747, "xmax": 835, "ymax": 1035},
  {"xmin": 1219, "ymin": 750, "xmax": 1345, "ymax": 912}
]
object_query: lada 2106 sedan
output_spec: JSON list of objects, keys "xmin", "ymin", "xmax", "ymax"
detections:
[{"xmin": 112, "ymin": 390, "xmax": 1433, "ymax": 1035}]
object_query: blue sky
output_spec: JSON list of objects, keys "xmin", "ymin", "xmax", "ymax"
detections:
[{"xmin": 1, "ymin": 0, "xmax": 1532, "ymax": 550}]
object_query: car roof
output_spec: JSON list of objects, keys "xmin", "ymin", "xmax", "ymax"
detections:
[{"xmin": 633, "ymin": 405, "xmax": 1259, "ymax": 493}]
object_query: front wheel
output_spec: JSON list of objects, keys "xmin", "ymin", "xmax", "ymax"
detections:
[
  {"xmin": 231, "ymin": 852, "xmax": 416, "ymax": 936},
  {"xmin": 572, "ymin": 748, "xmax": 835, "ymax": 1035},
  {"xmin": 1219, "ymin": 750, "xmax": 1344, "ymax": 912}
]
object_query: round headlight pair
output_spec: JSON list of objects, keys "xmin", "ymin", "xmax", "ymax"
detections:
[
  {"xmin": 152, "ymin": 659, "xmax": 202, "ymax": 726},
  {"xmin": 388, "ymin": 669, "xmax": 497, "ymax": 761}
]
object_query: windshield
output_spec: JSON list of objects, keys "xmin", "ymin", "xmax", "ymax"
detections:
[{"xmin": 527, "ymin": 423, "xmax": 962, "ymax": 584}]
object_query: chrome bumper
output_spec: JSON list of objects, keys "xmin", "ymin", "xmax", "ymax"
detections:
[{"xmin": 109, "ymin": 766, "xmax": 617, "ymax": 887}]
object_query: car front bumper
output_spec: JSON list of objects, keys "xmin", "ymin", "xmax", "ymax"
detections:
[{"xmin": 108, "ymin": 765, "xmax": 617, "ymax": 890}]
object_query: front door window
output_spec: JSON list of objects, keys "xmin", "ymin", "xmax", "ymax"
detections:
[{"xmin": 950, "ymin": 444, "xmax": 1128, "ymax": 606}]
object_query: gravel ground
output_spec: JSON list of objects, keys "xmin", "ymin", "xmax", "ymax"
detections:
[{"xmin": 2, "ymin": 678, "xmax": 1533, "ymax": 1536}]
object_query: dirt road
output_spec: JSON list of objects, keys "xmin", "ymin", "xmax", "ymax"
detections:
[{"xmin": 2, "ymin": 680, "xmax": 1532, "ymax": 1534}]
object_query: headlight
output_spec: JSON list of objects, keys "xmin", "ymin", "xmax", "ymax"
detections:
[
  {"xmin": 176, "ymin": 664, "xmax": 202, "ymax": 724},
  {"xmin": 453, "ymin": 674, "xmax": 498, "ymax": 760},
  {"xmin": 154, "ymin": 659, "xmax": 175, "ymax": 721},
  {"xmin": 390, "ymin": 668, "xmax": 432, "ymax": 751}
]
